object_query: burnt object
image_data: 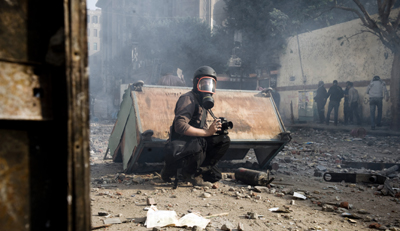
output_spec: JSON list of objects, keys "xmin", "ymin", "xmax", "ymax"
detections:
[
  {"xmin": 234, "ymin": 168, "xmax": 274, "ymax": 186},
  {"xmin": 323, "ymin": 172, "xmax": 386, "ymax": 184},
  {"xmin": 342, "ymin": 162, "xmax": 399, "ymax": 171}
]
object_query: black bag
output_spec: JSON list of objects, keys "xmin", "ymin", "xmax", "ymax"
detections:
[
  {"xmin": 164, "ymin": 137, "xmax": 204, "ymax": 164},
  {"xmin": 164, "ymin": 96, "xmax": 207, "ymax": 164}
]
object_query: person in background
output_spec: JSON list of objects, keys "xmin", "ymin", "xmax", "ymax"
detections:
[
  {"xmin": 348, "ymin": 82, "xmax": 361, "ymax": 125},
  {"xmin": 325, "ymin": 80, "xmax": 344, "ymax": 126},
  {"xmin": 343, "ymin": 81, "xmax": 351, "ymax": 125},
  {"xmin": 314, "ymin": 81, "xmax": 327, "ymax": 124},
  {"xmin": 264, "ymin": 87, "xmax": 280, "ymax": 111},
  {"xmin": 366, "ymin": 75, "xmax": 389, "ymax": 130},
  {"xmin": 157, "ymin": 67, "xmax": 186, "ymax": 86}
]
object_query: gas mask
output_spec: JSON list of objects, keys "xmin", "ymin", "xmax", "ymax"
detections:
[{"xmin": 196, "ymin": 76, "xmax": 216, "ymax": 109}]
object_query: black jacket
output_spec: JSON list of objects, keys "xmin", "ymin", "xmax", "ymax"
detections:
[
  {"xmin": 327, "ymin": 85, "xmax": 344, "ymax": 102},
  {"xmin": 314, "ymin": 86, "xmax": 327, "ymax": 104}
]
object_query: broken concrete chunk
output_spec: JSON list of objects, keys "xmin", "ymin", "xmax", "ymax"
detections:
[
  {"xmin": 282, "ymin": 188, "xmax": 293, "ymax": 194},
  {"xmin": 357, "ymin": 209, "xmax": 370, "ymax": 214},
  {"xmin": 103, "ymin": 218, "xmax": 122, "ymax": 224},
  {"xmin": 147, "ymin": 197, "xmax": 156, "ymax": 205},
  {"xmin": 221, "ymin": 221, "xmax": 235, "ymax": 230},
  {"xmin": 202, "ymin": 193, "xmax": 211, "ymax": 198},
  {"xmin": 237, "ymin": 222, "xmax": 245, "ymax": 231},
  {"xmin": 254, "ymin": 186, "xmax": 269, "ymax": 193},
  {"xmin": 321, "ymin": 204, "xmax": 335, "ymax": 212},
  {"xmin": 192, "ymin": 225, "xmax": 202, "ymax": 231},
  {"xmin": 132, "ymin": 176, "xmax": 144, "ymax": 184}
]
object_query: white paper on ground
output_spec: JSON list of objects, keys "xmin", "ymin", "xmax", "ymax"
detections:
[
  {"xmin": 269, "ymin": 207, "xmax": 279, "ymax": 211},
  {"xmin": 145, "ymin": 206, "xmax": 210, "ymax": 229},
  {"xmin": 145, "ymin": 205, "xmax": 210, "ymax": 229},
  {"xmin": 178, "ymin": 213, "xmax": 210, "ymax": 229},
  {"xmin": 293, "ymin": 192, "xmax": 307, "ymax": 200},
  {"xmin": 146, "ymin": 206, "xmax": 179, "ymax": 228}
]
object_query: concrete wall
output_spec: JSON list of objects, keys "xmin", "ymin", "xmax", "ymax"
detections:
[{"xmin": 277, "ymin": 16, "xmax": 394, "ymax": 124}]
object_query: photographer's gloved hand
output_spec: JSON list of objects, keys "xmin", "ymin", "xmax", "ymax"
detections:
[{"xmin": 207, "ymin": 119, "xmax": 222, "ymax": 136}]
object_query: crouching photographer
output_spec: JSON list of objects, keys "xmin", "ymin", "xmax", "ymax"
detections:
[{"xmin": 161, "ymin": 66, "xmax": 231, "ymax": 187}]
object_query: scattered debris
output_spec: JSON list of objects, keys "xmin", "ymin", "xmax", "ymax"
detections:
[
  {"xmin": 91, "ymin": 224, "xmax": 112, "ymax": 230},
  {"xmin": 221, "ymin": 221, "xmax": 235, "ymax": 231},
  {"xmin": 147, "ymin": 197, "xmax": 156, "ymax": 205},
  {"xmin": 199, "ymin": 213, "xmax": 227, "ymax": 220},
  {"xmin": 103, "ymin": 218, "xmax": 122, "ymax": 225},
  {"xmin": 146, "ymin": 206, "xmax": 210, "ymax": 229},
  {"xmin": 269, "ymin": 207, "xmax": 290, "ymax": 213},
  {"xmin": 293, "ymin": 192, "xmax": 307, "ymax": 200}
]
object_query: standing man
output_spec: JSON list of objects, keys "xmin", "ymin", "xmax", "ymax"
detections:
[
  {"xmin": 314, "ymin": 81, "xmax": 327, "ymax": 124},
  {"xmin": 161, "ymin": 66, "xmax": 231, "ymax": 186},
  {"xmin": 348, "ymin": 82, "xmax": 361, "ymax": 125},
  {"xmin": 343, "ymin": 81, "xmax": 351, "ymax": 125},
  {"xmin": 366, "ymin": 76, "xmax": 389, "ymax": 130},
  {"xmin": 326, "ymin": 80, "xmax": 344, "ymax": 126},
  {"xmin": 271, "ymin": 87, "xmax": 281, "ymax": 111}
]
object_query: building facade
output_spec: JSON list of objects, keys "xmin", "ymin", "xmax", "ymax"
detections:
[
  {"xmin": 93, "ymin": 0, "xmax": 223, "ymax": 118},
  {"xmin": 87, "ymin": 9, "xmax": 101, "ymax": 56}
]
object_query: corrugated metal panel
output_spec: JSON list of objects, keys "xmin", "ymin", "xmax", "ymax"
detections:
[{"xmin": 0, "ymin": 1, "xmax": 28, "ymax": 62}]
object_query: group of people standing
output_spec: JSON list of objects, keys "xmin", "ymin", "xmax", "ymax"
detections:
[{"xmin": 314, "ymin": 76, "xmax": 389, "ymax": 130}]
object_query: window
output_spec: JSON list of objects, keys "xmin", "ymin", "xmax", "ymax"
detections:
[
  {"xmin": 87, "ymin": 28, "xmax": 90, "ymax": 36},
  {"xmin": 88, "ymin": 42, "xmax": 90, "ymax": 50},
  {"xmin": 92, "ymin": 16, "xmax": 98, "ymax": 23},
  {"xmin": 93, "ymin": 43, "xmax": 97, "ymax": 51},
  {"xmin": 87, "ymin": 15, "xmax": 90, "ymax": 23},
  {"xmin": 93, "ymin": 29, "xmax": 97, "ymax": 37}
]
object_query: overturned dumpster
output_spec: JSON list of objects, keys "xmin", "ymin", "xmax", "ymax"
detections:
[{"xmin": 107, "ymin": 84, "xmax": 291, "ymax": 173}]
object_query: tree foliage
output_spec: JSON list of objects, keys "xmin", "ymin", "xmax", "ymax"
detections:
[
  {"xmin": 223, "ymin": 0, "xmax": 288, "ymax": 74},
  {"xmin": 332, "ymin": 0, "xmax": 400, "ymax": 129}
]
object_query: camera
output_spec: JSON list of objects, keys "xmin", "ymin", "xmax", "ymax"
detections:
[{"xmin": 218, "ymin": 117, "xmax": 233, "ymax": 135}]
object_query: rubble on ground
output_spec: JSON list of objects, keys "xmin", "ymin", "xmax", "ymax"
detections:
[{"xmin": 89, "ymin": 123, "xmax": 400, "ymax": 230}]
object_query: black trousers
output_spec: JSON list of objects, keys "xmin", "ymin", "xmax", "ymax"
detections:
[
  {"xmin": 163, "ymin": 134, "xmax": 230, "ymax": 183},
  {"xmin": 349, "ymin": 102, "xmax": 360, "ymax": 125},
  {"xmin": 182, "ymin": 134, "xmax": 230, "ymax": 182},
  {"xmin": 316, "ymin": 101, "xmax": 326, "ymax": 123},
  {"xmin": 326, "ymin": 100, "xmax": 340, "ymax": 125}
]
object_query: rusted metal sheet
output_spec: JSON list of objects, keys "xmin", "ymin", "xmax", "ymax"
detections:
[
  {"xmin": 133, "ymin": 86, "xmax": 284, "ymax": 140},
  {"xmin": 0, "ymin": 62, "xmax": 52, "ymax": 120},
  {"xmin": 0, "ymin": 129, "xmax": 30, "ymax": 230},
  {"xmin": 0, "ymin": 1, "xmax": 28, "ymax": 62},
  {"xmin": 109, "ymin": 85, "xmax": 290, "ymax": 173},
  {"xmin": 65, "ymin": 0, "xmax": 91, "ymax": 230}
]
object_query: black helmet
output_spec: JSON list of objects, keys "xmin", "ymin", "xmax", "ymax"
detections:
[
  {"xmin": 193, "ymin": 66, "xmax": 217, "ymax": 79},
  {"xmin": 373, "ymin": 76, "xmax": 380, "ymax": 81},
  {"xmin": 193, "ymin": 66, "xmax": 217, "ymax": 89}
]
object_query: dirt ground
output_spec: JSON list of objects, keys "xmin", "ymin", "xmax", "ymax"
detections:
[{"xmin": 89, "ymin": 121, "xmax": 400, "ymax": 231}]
